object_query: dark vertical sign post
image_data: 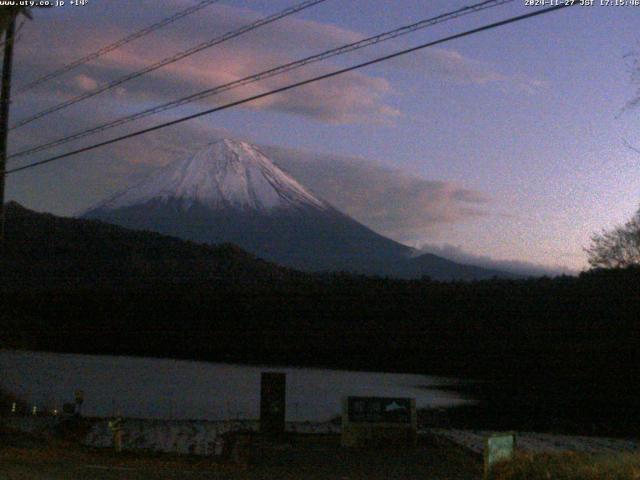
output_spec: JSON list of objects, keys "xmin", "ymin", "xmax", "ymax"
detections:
[
  {"xmin": 260, "ymin": 372, "xmax": 286, "ymax": 436},
  {"xmin": 74, "ymin": 389, "xmax": 84, "ymax": 417}
]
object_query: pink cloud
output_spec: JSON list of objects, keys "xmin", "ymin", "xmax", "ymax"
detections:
[
  {"xmin": 16, "ymin": 1, "xmax": 545, "ymax": 128},
  {"xmin": 17, "ymin": 2, "xmax": 395, "ymax": 125},
  {"xmin": 74, "ymin": 74, "xmax": 99, "ymax": 91}
]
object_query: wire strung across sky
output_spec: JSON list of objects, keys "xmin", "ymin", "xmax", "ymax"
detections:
[
  {"xmin": 15, "ymin": 0, "xmax": 223, "ymax": 95},
  {"xmin": 4, "ymin": 3, "xmax": 577, "ymax": 176},
  {"xmin": 9, "ymin": 0, "xmax": 329, "ymax": 131},
  {"xmin": 9, "ymin": 0, "xmax": 515, "ymax": 161}
]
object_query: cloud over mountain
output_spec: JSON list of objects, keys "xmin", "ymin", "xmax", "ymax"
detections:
[
  {"xmin": 262, "ymin": 145, "xmax": 490, "ymax": 241},
  {"xmin": 415, "ymin": 243, "xmax": 577, "ymax": 277}
]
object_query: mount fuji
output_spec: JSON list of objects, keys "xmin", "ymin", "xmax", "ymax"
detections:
[{"xmin": 83, "ymin": 139, "xmax": 509, "ymax": 280}]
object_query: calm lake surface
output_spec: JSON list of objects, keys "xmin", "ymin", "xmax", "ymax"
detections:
[{"xmin": 1, "ymin": 350, "xmax": 471, "ymax": 421}]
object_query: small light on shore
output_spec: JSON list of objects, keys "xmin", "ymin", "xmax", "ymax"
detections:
[
  {"xmin": 32, "ymin": 405, "xmax": 37, "ymax": 416},
  {"xmin": 11, "ymin": 402, "xmax": 16, "ymax": 413}
]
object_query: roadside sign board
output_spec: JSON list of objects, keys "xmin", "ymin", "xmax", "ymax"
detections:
[
  {"xmin": 342, "ymin": 396, "xmax": 416, "ymax": 447},
  {"xmin": 260, "ymin": 372, "xmax": 286, "ymax": 435},
  {"xmin": 347, "ymin": 397, "xmax": 412, "ymax": 423},
  {"xmin": 484, "ymin": 432, "xmax": 516, "ymax": 478}
]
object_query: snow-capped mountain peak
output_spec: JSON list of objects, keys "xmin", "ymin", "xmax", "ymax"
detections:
[
  {"xmin": 82, "ymin": 139, "xmax": 513, "ymax": 280},
  {"xmin": 94, "ymin": 139, "xmax": 327, "ymax": 212}
]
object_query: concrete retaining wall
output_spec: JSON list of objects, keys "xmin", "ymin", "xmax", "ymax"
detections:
[
  {"xmin": 84, "ymin": 418, "xmax": 341, "ymax": 455},
  {"xmin": 2, "ymin": 416, "xmax": 341, "ymax": 455}
]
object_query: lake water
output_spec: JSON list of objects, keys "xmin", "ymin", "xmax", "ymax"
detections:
[{"xmin": 0, "ymin": 350, "xmax": 471, "ymax": 422}]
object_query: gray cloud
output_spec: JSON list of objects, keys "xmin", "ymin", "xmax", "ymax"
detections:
[
  {"xmin": 260, "ymin": 144, "xmax": 490, "ymax": 240},
  {"xmin": 386, "ymin": 48, "xmax": 547, "ymax": 93},
  {"xmin": 74, "ymin": 125, "xmax": 489, "ymax": 244},
  {"xmin": 12, "ymin": 117, "xmax": 490, "ymax": 241},
  {"xmin": 415, "ymin": 243, "xmax": 578, "ymax": 277}
]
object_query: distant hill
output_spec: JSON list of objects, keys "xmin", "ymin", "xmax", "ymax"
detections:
[{"xmin": 1, "ymin": 201, "xmax": 299, "ymax": 289}]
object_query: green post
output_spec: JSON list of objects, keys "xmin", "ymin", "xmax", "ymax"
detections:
[{"xmin": 484, "ymin": 432, "xmax": 516, "ymax": 479}]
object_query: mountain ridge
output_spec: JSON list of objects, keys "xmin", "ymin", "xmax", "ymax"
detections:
[{"xmin": 82, "ymin": 139, "xmax": 513, "ymax": 280}]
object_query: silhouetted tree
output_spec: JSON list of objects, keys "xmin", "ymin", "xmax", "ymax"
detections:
[{"xmin": 585, "ymin": 206, "xmax": 640, "ymax": 268}]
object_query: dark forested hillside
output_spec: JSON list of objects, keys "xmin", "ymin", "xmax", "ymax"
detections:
[
  {"xmin": 2, "ymin": 203, "xmax": 640, "ymax": 435},
  {"xmin": 1, "ymin": 202, "xmax": 301, "ymax": 288}
]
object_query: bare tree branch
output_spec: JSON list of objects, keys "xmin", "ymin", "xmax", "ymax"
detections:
[{"xmin": 585, "ymin": 207, "xmax": 640, "ymax": 269}]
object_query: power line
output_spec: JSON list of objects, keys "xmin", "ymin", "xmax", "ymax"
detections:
[
  {"xmin": 15, "ymin": 0, "xmax": 223, "ymax": 94},
  {"xmin": 5, "ymin": 3, "xmax": 576, "ymax": 176},
  {"xmin": 9, "ymin": 0, "xmax": 514, "ymax": 160},
  {"xmin": 10, "ymin": 0, "xmax": 329, "ymax": 130}
]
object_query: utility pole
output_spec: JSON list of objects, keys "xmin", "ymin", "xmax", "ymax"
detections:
[{"xmin": 0, "ymin": 13, "xmax": 16, "ymax": 252}]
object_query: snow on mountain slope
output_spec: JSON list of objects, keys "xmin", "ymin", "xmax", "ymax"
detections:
[
  {"xmin": 93, "ymin": 139, "xmax": 327, "ymax": 212},
  {"xmin": 82, "ymin": 139, "xmax": 513, "ymax": 280}
]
